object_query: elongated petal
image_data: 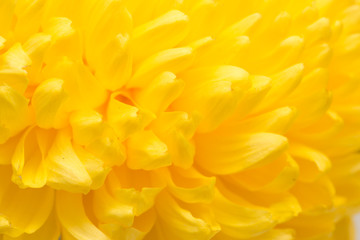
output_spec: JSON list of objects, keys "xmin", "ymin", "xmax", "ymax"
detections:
[
  {"xmin": 135, "ymin": 72, "xmax": 184, "ymax": 115},
  {"xmin": 46, "ymin": 129, "xmax": 92, "ymax": 193},
  {"xmin": 0, "ymin": 85, "xmax": 29, "ymax": 144},
  {"xmin": 196, "ymin": 132, "xmax": 288, "ymax": 175},
  {"xmin": 31, "ymin": 78, "xmax": 68, "ymax": 129},
  {"xmin": 155, "ymin": 192, "xmax": 220, "ymax": 240},
  {"xmin": 174, "ymin": 65, "xmax": 250, "ymax": 132},
  {"xmin": 289, "ymin": 143, "xmax": 331, "ymax": 182},
  {"xmin": 0, "ymin": 166, "xmax": 54, "ymax": 236},
  {"xmin": 225, "ymin": 154, "xmax": 299, "ymax": 193},
  {"xmin": 95, "ymin": 33, "xmax": 132, "ymax": 91},
  {"xmin": 129, "ymin": 47, "xmax": 193, "ymax": 88},
  {"xmin": 165, "ymin": 167, "xmax": 216, "ymax": 203},
  {"xmin": 56, "ymin": 191, "xmax": 110, "ymax": 240},
  {"xmin": 132, "ymin": 10, "xmax": 189, "ymax": 61},
  {"xmin": 0, "ymin": 43, "xmax": 30, "ymax": 93},
  {"xmin": 11, "ymin": 127, "xmax": 54, "ymax": 188}
]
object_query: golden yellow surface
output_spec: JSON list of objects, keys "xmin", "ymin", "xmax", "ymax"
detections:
[{"xmin": 0, "ymin": 0, "xmax": 360, "ymax": 239}]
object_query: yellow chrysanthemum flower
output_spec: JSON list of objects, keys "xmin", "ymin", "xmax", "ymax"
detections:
[{"xmin": 1, "ymin": 0, "xmax": 360, "ymax": 239}]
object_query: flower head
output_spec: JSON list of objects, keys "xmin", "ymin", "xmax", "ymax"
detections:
[{"xmin": 0, "ymin": 0, "xmax": 360, "ymax": 239}]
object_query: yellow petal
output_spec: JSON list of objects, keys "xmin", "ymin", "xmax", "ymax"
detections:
[
  {"xmin": 43, "ymin": 17, "xmax": 82, "ymax": 63},
  {"xmin": 196, "ymin": 35, "xmax": 250, "ymax": 67},
  {"xmin": 289, "ymin": 143, "xmax": 331, "ymax": 182},
  {"xmin": 92, "ymin": 186, "xmax": 135, "ymax": 227},
  {"xmin": 221, "ymin": 106, "xmax": 297, "ymax": 135},
  {"xmin": 177, "ymin": 0, "xmax": 217, "ymax": 44},
  {"xmin": 165, "ymin": 167, "xmax": 216, "ymax": 203},
  {"xmin": 128, "ymin": 47, "xmax": 193, "ymax": 88},
  {"xmin": 11, "ymin": 127, "xmax": 54, "ymax": 188},
  {"xmin": 151, "ymin": 111, "xmax": 198, "ymax": 168},
  {"xmin": 14, "ymin": 0, "xmax": 46, "ymax": 42},
  {"xmin": 292, "ymin": 110, "xmax": 343, "ymax": 142},
  {"xmin": 135, "ymin": 72, "xmax": 184, "ymax": 115},
  {"xmin": 73, "ymin": 144, "xmax": 110, "ymax": 190},
  {"xmin": 258, "ymin": 63, "xmax": 304, "ymax": 110},
  {"xmin": 95, "ymin": 33, "xmax": 132, "ymax": 91},
  {"xmin": 0, "ymin": 0, "xmax": 16, "ymax": 38},
  {"xmin": 42, "ymin": 58, "xmax": 107, "ymax": 111},
  {"xmin": 232, "ymin": 75, "xmax": 272, "ymax": 119},
  {"xmin": 70, "ymin": 110, "xmax": 105, "ymax": 146},
  {"xmin": 31, "ymin": 78, "xmax": 68, "ymax": 129},
  {"xmin": 0, "ymin": 36, "xmax": 6, "ymax": 50},
  {"xmin": 23, "ymin": 33, "xmax": 52, "ymax": 85},
  {"xmin": 99, "ymin": 209, "xmax": 156, "ymax": 240},
  {"xmin": 56, "ymin": 191, "xmax": 110, "ymax": 240},
  {"xmin": 214, "ymin": 229, "xmax": 295, "ymax": 240},
  {"xmin": 330, "ymin": 154, "xmax": 360, "ymax": 180},
  {"xmin": 155, "ymin": 192, "xmax": 220, "ymax": 240},
  {"xmin": 195, "ymin": 132, "xmax": 288, "ymax": 175},
  {"xmin": 106, "ymin": 92, "xmax": 154, "ymax": 141},
  {"xmin": 132, "ymin": 10, "xmax": 189, "ymax": 61},
  {"xmin": 0, "ymin": 134, "xmax": 20, "ymax": 165},
  {"xmin": 243, "ymin": 37, "xmax": 304, "ymax": 75},
  {"xmin": 174, "ymin": 65, "xmax": 250, "ymax": 132},
  {"xmin": 225, "ymin": 154, "xmax": 299, "ymax": 193},
  {"xmin": 106, "ymin": 168, "xmax": 163, "ymax": 216},
  {"xmin": 46, "ymin": 129, "xmax": 92, "ymax": 193},
  {"xmin": 212, "ymin": 188, "xmax": 274, "ymax": 239},
  {"xmin": 218, "ymin": 13, "xmax": 262, "ymax": 40},
  {"xmin": 0, "ymin": 166, "xmax": 54, "ymax": 236},
  {"xmin": 0, "ymin": 85, "xmax": 29, "ymax": 144},
  {"xmin": 290, "ymin": 177, "xmax": 335, "ymax": 213},
  {"xmin": 305, "ymin": 18, "xmax": 331, "ymax": 46},
  {"xmin": 126, "ymin": 130, "xmax": 171, "ymax": 170},
  {"xmin": 4, "ymin": 210, "xmax": 60, "ymax": 240},
  {"xmin": 85, "ymin": 1, "xmax": 132, "ymax": 68},
  {"xmin": 85, "ymin": 131, "xmax": 126, "ymax": 167},
  {"xmin": 0, "ymin": 43, "xmax": 30, "ymax": 93}
]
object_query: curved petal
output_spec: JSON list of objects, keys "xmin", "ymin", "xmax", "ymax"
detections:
[
  {"xmin": 46, "ymin": 129, "xmax": 92, "ymax": 193},
  {"xmin": 56, "ymin": 191, "xmax": 110, "ymax": 240},
  {"xmin": 0, "ymin": 166, "xmax": 54, "ymax": 237},
  {"xmin": 195, "ymin": 132, "xmax": 288, "ymax": 175},
  {"xmin": 132, "ymin": 10, "xmax": 189, "ymax": 61},
  {"xmin": 126, "ymin": 130, "xmax": 171, "ymax": 170},
  {"xmin": 0, "ymin": 85, "xmax": 29, "ymax": 144},
  {"xmin": 154, "ymin": 192, "xmax": 220, "ymax": 240}
]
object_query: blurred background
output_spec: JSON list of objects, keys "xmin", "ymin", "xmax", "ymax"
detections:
[{"xmin": 355, "ymin": 214, "xmax": 360, "ymax": 239}]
